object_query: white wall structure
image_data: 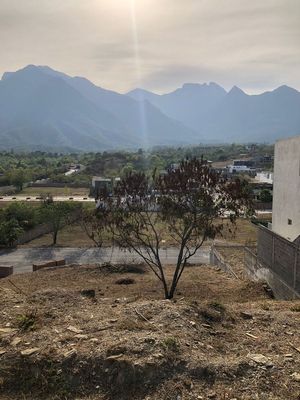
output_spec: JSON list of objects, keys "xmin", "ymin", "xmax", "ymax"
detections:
[
  {"xmin": 256, "ymin": 172, "xmax": 274, "ymax": 184},
  {"xmin": 228, "ymin": 165, "xmax": 252, "ymax": 173},
  {"xmin": 272, "ymin": 135, "xmax": 300, "ymax": 241}
]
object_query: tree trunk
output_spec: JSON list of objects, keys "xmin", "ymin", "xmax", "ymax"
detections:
[
  {"xmin": 168, "ymin": 282, "xmax": 177, "ymax": 299},
  {"xmin": 53, "ymin": 231, "xmax": 57, "ymax": 245},
  {"xmin": 161, "ymin": 275, "xmax": 170, "ymax": 299}
]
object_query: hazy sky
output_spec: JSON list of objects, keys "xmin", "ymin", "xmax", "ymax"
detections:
[{"xmin": 0, "ymin": 0, "xmax": 299, "ymax": 93}]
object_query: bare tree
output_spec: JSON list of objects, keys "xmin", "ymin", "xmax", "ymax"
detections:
[
  {"xmin": 94, "ymin": 158, "xmax": 252, "ymax": 299},
  {"xmin": 79, "ymin": 206, "xmax": 110, "ymax": 248}
]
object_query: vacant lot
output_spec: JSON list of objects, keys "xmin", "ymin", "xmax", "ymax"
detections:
[
  {"xmin": 22, "ymin": 218, "xmax": 258, "ymax": 248},
  {"xmin": 0, "ymin": 262, "xmax": 299, "ymax": 400}
]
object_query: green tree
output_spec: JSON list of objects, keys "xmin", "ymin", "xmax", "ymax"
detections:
[
  {"xmin": 40, "ymin": 202, "xmax": 77, "ymax": 245},
  {"xmin": 7, "ymin": 169, "xmax": 28, "ymax": 191},
  {"xmin": 4, "ymin": 203, "xmax": 36, "ymax": 230},
  {"xmin": 259, "ymin": 189, "xmax": 273, "ymax": 203},
  {"xmin": 120, "ymin": 163, "xmax": 135, "ymax": 177},
  {"xmin": 0, "ymin": 219, "xmax": 24, "ymax": 247}
]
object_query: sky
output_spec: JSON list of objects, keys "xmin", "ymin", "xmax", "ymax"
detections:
[{"xmin": 0, "ymin": 0, "xmax": 299, "ymax": 94}]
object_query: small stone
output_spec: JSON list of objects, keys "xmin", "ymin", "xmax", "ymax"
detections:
[
  {"xmin": 249, "ymin": 354, "xmax": 270, "ymax": 365},
  {"xmin": 202, "ymin": 323, "xmax": 212, "ymax": 329},
  {"xmin": 208, "ymin": 392, "xmax": 217, "ymax": 399},
  {"xmin": 291, "ymin": 372, "xmax": 300, "ymax": 382},
  {"xmin": 11, "ymin": 337, "xmax": 22, "ymax": 346},
  {"xmin": 21, "ymin": 348, "xmax": 40, "ymax": 356},
  {"xmin": 240, "ymin": 311, "xmax": 253, "ymax": 320},
  {"xmin": 74, "ymin": 334, "xmax": 88, "ymax": 340},
  {"xmin": 189, "ymin": 321, "xmax": 196, "ymax": 327},
  {"xmin": 67, "ymin": 325, "xmax": 83, "ymax": 334}
]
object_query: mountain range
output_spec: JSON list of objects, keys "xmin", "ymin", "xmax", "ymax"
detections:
[{"xmin": 0, "ymin": 65, "xmax": 300, "ymax": 151}]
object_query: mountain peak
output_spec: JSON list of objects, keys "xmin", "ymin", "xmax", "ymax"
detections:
[
  {"xmin": 2, "ymin": 65, "xmax": 70, "ymax": 82},
  {"xmin": 273, "ymin": 84, "xmax": 299, "ymax": 95},
  {"xmin": 228, "ymin": 85, "xmax": 246, "ymax": 96},
  {"xmin": 179, "ymin": 82, "xmax": 226, "ymax": 95}
]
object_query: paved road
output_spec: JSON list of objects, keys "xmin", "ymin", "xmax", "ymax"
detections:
[
  {"xmin": 0, "ymin": 196, "xmax": 94, "ymax": 203},
  {"xmin": 0, "ymin": 246, "xmax": 211, "ymax": 275}
]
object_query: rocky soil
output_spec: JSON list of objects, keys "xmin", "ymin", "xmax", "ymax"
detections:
[{"xmin": 0, "ymin": 262, "xmax": 299, "ymax": 400}]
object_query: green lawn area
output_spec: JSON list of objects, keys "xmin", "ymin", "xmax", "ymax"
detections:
[{"xmin": 21, "ymin": 186, "xmax": 90, "ymax": 196}]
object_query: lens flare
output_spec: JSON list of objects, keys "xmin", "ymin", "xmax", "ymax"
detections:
[{"xmin": 129, "ymin": 0, "xmax": 149, "ymax": 149}]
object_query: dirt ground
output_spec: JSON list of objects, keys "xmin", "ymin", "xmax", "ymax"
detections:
[
  {"xmin": 216, "ymin": 247, "xmax": 248, "ymax": 279},
  {"xmin": 0, "ymin": 262, "xmax": 299, "ymax": 400}
]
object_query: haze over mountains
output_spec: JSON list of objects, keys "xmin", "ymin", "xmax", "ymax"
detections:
[{"xmin": 0, "ymin": 65, "xmax": 300, "ymax": 151}]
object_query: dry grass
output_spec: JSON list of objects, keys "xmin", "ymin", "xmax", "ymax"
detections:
[
  {"xmin": 0, "ymin": 263, "xmax": 299, "ymax": 400},
  {"xmin": 22, "ymin": 218, "xmax": 258, "ymax": 248},
  {"xmin": 20, "ymin": 223, "xmax": 95, "ymax": 247},
  {"xmin": 219, "ymin": 218, "xmax": 258, "ymax": 245}
]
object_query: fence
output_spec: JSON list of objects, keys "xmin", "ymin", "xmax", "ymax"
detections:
[
  {"xmin": 244, "ymin": 225, "xmax": 300, "ymax": 299},
  {"xmin": 254, "ymin": 202, "xmax": 272, "ymax": 211},
  {"xmin": 210, "ymin": 245, "xmax": 239, "ymax": 279}
]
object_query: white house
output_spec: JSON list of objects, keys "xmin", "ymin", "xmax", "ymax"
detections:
[
  {"xmin": 256, "ymin": 171, "xmax": 274, "ymax": 184},
  {"xmin": 272, "ymin": 135, "xmax": 300, "ymax": 241}
]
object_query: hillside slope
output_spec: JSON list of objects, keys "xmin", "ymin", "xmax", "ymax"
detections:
[{"xmin": 0, "ymin": 262, "xmax": 299, "ymax": 399}]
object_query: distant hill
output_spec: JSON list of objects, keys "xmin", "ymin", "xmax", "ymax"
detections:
[
  {"xmin": 128, "ymin": 83, "xmax": 227, "ymax": 133},
  {"xmin": 1, "ymin": 64, "xmax": 300, "ymax": 151},
  {"xmin": 128, "ymin": 84, "xmax": 300, "ymax": 143},
  {"xmin": 0, "ymin": 65, "xmax": 196, "ymax": 151}
]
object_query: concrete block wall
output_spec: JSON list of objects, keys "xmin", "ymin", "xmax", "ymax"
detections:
[
  {"xmin": 0, "ymin": 266, "xmax": 14, "ymax": 278},
  {"xmin": 32, "ymin": 259, "xmax": 66, "ymax": 272},
  {"xmin": 245, "ymin": 229, "xmax": 300, "ymax": 300}
]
